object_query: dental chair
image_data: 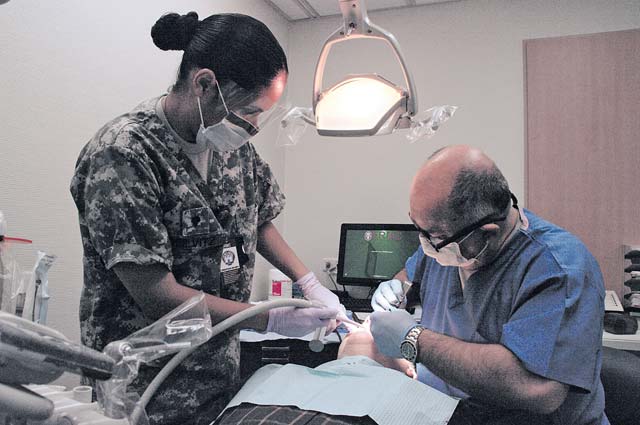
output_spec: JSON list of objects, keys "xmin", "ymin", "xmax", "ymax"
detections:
[
  {"xmin": 600, "ymin": 346, "xmax": 640, "ymax": 425},
  {"xmin": 0, "ymin": 312, "xmax": 117, "ymax": 424}
]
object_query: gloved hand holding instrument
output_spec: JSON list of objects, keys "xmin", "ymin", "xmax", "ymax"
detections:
[
  {"xmin": 293, "ymin": 272, "xmax": 364, "ymax": 351},
  {"xmin": 371, "ymin": 279, "xmax": 414, "ymax": 312}
]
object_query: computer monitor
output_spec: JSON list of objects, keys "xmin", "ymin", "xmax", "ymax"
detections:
[{"xmin": 336, "ymin": 223, "xmax": 420, "ymax": 287}]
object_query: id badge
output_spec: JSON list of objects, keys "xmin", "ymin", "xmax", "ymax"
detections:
[
  {"xmin": 219, "ymin": 237, "xmax": 249, "ymax": 299},
  {"xmin": 220, "ymin": 243, "xmax": 240, "ymax": 272}
]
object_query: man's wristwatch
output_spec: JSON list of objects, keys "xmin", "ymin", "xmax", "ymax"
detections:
[{"xmin": 400, "ymin": 325, "xmax": 424, "ymax": 363}]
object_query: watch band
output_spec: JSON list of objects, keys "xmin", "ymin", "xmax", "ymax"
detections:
[{"xmin": 400, "ymin": 325, "xmax": 424, "ymax": 363}]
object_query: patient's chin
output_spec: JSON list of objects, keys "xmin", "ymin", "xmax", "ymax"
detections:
[
  {"xmin": 349, "ymin": 327, "xmax": 369, "ymax": 335},
  {"xmin": 405, "ymin": 365, "xmax": 417, "ymax": 379},
  {"xmin": 379, "ymin": 358, "xmax": 417, "ymax": 378}
]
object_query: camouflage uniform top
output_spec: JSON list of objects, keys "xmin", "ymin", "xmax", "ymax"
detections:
[{"xmin": 70, "ymin": 96, "xmax": 285, "ymax": 425}]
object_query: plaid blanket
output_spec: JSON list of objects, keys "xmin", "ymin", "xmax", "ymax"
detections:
[
  {"xmin": 214, "ymin": 403, "xmax": 376, "ymax": 424},
  {"xmin": 214, "ymin": 400, "xmax": 554, "ymax": 425}
]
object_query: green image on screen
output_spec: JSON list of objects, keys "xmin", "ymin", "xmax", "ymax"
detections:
[{"xmin": 342, "ymin": 229, "xmax": 419, "ymax": 280}]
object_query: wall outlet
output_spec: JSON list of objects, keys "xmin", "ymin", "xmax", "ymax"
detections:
[{"xmin": 322, "ymin": 257, "xmax": 338, "ymax": 273}]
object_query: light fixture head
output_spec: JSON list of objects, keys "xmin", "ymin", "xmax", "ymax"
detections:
[
  {"xmin": 315, "ymin": 74, "xmax": 408, "ymax": 136},
  {"xmin": 312, "ymin": 0, "xmax": 418, "ymax": 137}
]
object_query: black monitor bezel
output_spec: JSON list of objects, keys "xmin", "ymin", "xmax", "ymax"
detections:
[{"xmin": 336, "ymin": 223, "xmax": 418, "ymax": 287}]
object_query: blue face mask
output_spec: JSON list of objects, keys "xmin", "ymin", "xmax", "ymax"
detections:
[{"xmin": 195, "ymin": 83, "xmax": 258, "ymax": 153}]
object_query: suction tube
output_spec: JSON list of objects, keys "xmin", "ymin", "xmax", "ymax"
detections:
[{"xmin": 130, "ymin": 298, "xmax": 316, "ymax": 424}]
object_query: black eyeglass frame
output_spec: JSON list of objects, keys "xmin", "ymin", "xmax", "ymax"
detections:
[
  {"xmin": 227, "ymin": 111, "xmax": 259, "ymax": 136},
  {"xmin": 410, "ymin": 193, "xmax": 518, "ymax": 252}
]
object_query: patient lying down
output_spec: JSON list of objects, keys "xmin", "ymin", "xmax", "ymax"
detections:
[
  {"xmin": 336, "ymin": 325, "xmax": 417, "ymax": 378},
  {"xmin": 212, "ymin": 325, "xmax": 458, "ymax": 425}
]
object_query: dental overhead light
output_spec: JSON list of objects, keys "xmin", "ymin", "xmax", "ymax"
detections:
[
  {"xmin": 312, "ymin": 0, "xmax": 418, "ymax": 137},
  {"xmin": 277, "ymin": 0, "xmax": 456, "ymax": 146}
]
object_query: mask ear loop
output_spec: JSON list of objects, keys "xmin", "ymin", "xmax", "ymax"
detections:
[
  {"xmin": 196, "ymin": 97, "xmax": 206, "ymax": 127},
  {"xmin": 215, "ymin": 82, "xmax": 230, "ymax": 116},
  {"xmin": 470, "ymin": 237, "xmax": 490, "ymax": 261},
  {"xmin": 196, "ymin": 82, "xmax": 231, "ymax": 128}
]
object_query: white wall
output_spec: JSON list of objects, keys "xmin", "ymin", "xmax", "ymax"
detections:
[
  {"xmin": 0, "ymin": 0, "xmax": 289, "ymax": 384},
  {"xmin": 282, "ymin": 0, "xmax": 640, "ymax": 291},
  {"xmin": 1, "ymin": 0, "xmax": 639, "ymax": 386}
]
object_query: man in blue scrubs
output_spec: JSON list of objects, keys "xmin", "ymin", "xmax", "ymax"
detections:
[{"xmin": 370, "ymin": 145, "xmax": 609, "ymax": 424}]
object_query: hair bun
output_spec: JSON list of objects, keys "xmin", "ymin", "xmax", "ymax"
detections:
[{"xmin": 151, "ymin": 11, "xmax": 199, "ymax": 51}]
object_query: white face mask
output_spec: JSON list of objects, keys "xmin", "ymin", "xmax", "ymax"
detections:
[
  {"xmin": 419, "ymin": 233, "xmax": 488, "ymax": 269},
  {"xmin": 195, "ymin": 83, "xmax": 257, "ymax": 153}
]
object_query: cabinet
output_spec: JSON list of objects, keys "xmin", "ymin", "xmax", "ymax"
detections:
[{"xmin": 239, "ymin": 332, "xmax": 340, "ymax": 383}]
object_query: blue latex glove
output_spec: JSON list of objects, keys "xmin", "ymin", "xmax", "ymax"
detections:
[
  {"xmin": 369, "ymin": 310, "xmax": 419, "ymax": 358},
  {"xmin": 370, "ymin": 279, "xmax": 404, "ymax": 312}
]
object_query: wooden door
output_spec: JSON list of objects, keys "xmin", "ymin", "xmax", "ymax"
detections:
[{"xmin": 524, "ymin": 29, "xmax": 640, "ymax": 296}]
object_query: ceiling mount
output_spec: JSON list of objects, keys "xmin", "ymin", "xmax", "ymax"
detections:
[{"xmin": 265, "ymin": 0, "xmax": 461, "ymax": 22}]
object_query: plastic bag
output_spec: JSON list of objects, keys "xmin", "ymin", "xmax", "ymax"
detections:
[
  {"xmin": 406, "ymin": 105, "xmax": 458, "ymax": 143},
  {"xmin": 0, "ymin": 243, "xmax": 19, "ymax": 314},
  {"xmin": 98, "ymin": 293, "xmax": 212, "ymax": 423},
  {"xmin": 22, "ymin": 251, "xmax": 56, "ymax": 324},
  {"xmin": 0, "ymin": 211, "xmax": 38, "ymax": 317},
  {"xmin": 276, "ymin": 106, "xmax": 315, "ymax": 146},
  {"xmin": 276, "ymin": 104, "xmax": 456, "ymax": 146}
]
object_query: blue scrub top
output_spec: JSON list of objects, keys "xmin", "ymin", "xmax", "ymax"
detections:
[{"xmin": 405, "ymin": 210, "xmax": 608, "ymax": 425}]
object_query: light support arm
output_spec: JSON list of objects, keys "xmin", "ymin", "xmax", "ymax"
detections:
[
  {"xmin": 338, "ymin": 0, "xmax": 371, "ymax": 35},
  {"xmin": 312, "ymin": 0, "xmax": 418, "ymax": 118}
]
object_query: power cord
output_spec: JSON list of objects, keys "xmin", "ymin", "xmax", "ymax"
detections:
[
  {"xmin": 367, "ymin": 286, "xmax": 376, "ymax": 298},
  {"xmin": 326, "ymin": 272, "xmax": 344, "ymax": 291},
  {"xmin": 322, "ymin": 261, "xmax": 342, "ymax": 291}
]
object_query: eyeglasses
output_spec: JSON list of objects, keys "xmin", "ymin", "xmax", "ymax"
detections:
[
  {"xmin": 216, "ymin": 83, "xmax": 260, "ymax": 136},
  {"xmin": 219, "ymin": 79, "xmax": 287, "ymax": 136},
  {"xmin": 410, "ymin": 193, "xmax": 517, "ymax": 252},
  {"xmin": 226, "ymin": 111, "xmax": 259, "ymax": 136}
]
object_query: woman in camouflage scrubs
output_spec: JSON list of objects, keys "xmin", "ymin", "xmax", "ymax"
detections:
[{"xmin": 71, "ymin": 11, "xmax": 341, "ymax": 425}]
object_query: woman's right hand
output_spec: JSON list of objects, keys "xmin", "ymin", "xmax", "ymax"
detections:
[{"xmin": 266, "ymin": 305, "xmax": 338, "ymax": 337}]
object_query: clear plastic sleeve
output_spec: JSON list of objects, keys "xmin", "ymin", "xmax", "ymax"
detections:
[
  {"xmin": 406, "ymin": 105, "xmax": 458, "ymax": 143},
  {"xmin": 22, "ymin": 251, "xmax": 56, "ymax": 324},
  {"xmin": 275, "ymin": 105, "xmax": 456, "ymax": 146},
  {"xmin": 276, "ymin": 106, "xmax": 315, "ymax": 146},
  {"xmin": 0, "ymin": 211, "xmax": 6, "ymax": 237},
  {"xmin": 0, "ymin": 212, "xmax": 39, "ymax": 317},
  {"xmin": 0, "ymin": 242, "xmax": 20, "ymax": 314},
  {"xmin": 98, "ymin": 293, "xmax": 212, "ymax": 424}
]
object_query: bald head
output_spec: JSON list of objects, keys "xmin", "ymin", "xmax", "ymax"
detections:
[{"xmin": 409, "ymin": 145, "xmax": 510, "ymax": 234}]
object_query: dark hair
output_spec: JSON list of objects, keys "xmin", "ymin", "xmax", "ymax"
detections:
[
  {"xmin": 151, "ymin": 12, "xmax": 288, "ymax": 93},
  {"xmin": 434, "ymin": 165, "xmax": 511, "ymax": 232}
]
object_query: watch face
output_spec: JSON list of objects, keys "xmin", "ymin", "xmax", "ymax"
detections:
[{"xmin": 400, "ymin": 340, "xmax": 417, "ymax": 361}]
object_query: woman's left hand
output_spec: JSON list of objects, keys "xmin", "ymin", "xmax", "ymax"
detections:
[
  {"xmin": 296, "ymin": 272, "xmax": 342, "ymax": 332},
  {"xmin": 295, "ymin": 272, "xmax": 340, "ymax": 309}
]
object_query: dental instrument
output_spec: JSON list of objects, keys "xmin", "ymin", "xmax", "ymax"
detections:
[
  {"xmin": 336, "ymin": 313, "xmax": 364, "ymax": 329},
  {"xmin": 397, "ymin": 280, "xmax": 413, "ymax": 309},
  {"xmin": 309, "ymin": 326, "xmax": 327, "ymax": 353},
  {"xmin": 308, "ymin": 312, "xmax": 364, "ymax": 353}
]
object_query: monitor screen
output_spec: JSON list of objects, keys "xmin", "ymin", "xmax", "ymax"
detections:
[{"xmin": 336, "ymin": 223, "xmax": 420, "ymax": 286}]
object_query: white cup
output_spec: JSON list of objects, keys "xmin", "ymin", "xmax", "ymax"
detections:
[{"xmin": 73, "ymin": 385, "xmax": 93, "ymax": 403}]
